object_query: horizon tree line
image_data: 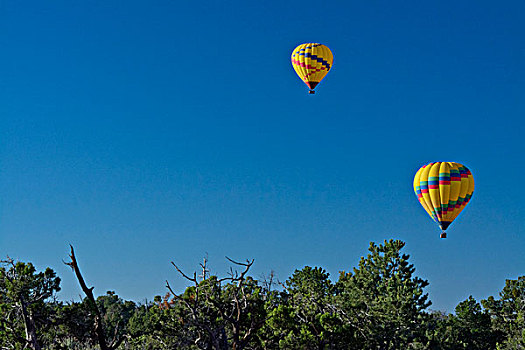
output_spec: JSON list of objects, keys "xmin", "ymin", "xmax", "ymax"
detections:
[{"xmin": 1, "ymin": 239, "xmax": 524, "ymax": 349}]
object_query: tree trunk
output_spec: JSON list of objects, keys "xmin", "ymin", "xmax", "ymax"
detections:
[{"xmin": 19, "ymin": 298, "xmax": 41, "ymax": 350}]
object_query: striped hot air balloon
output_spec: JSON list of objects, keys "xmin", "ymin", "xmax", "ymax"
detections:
[
  {"xmin": 291, "ymin": 43, "xmax": 333, "ymax": 94},
  {"xmin": 413, "ymin": 162, "xmax": 474, "ymax": 238}
]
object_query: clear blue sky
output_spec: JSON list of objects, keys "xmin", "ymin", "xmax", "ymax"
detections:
[{"xmin": 0, "ymin": 1, "xmax": 523, "ymax": 312}]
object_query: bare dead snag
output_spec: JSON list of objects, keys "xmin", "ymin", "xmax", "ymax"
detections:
[{"xmin": 64, "ymin": 245, "xmax": 126, "ymax": 350}]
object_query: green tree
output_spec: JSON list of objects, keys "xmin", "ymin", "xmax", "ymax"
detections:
[
  {"xmin": 166, "ymin": 258, "xmax": 268, "ymax": 350},
  {"xmin": 267, "ymin": 266, "xmax": 347, "ymax": 349},
  {"xmin": 451, "ymin": 296, "xmax": 502, "ymax": 349},
  {"xmin": 335, "ymin": 240, "xmax": 431, "ymax": 349},
  {"xmin": 52, "ymin": 300, "xmax": 94, "ymax": 349},
  {"xmin": 482, "ymin": 276, "xmax": 525, "ymax": 349},
  {"xmin": 127, "ymin": 297, "xmax": 186, "ymax": 350},
  {"xmin": 0, "ymin": 259, "xmax": 61, "ymax": 350},
  {"xmin": 426, "ymin": 296, "xmax": 502, "ymax": 349},
  {"xmin": 96, "ymin": 291, "xmax": 137, "ymax": 345}
]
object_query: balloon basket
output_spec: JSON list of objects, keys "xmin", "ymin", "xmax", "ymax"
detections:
[
  {"xmin": 308, "ymin": 90, "xmax": 315, "ymax": 94},
  {"xmin": 440, "ymin": 232, "xmax": 447, "ymax": 239}
]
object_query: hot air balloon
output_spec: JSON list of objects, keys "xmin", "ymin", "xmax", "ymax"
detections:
[
  {"xmin": 291, "ymin": 43, "xmax": 333, "ymax": 94},
  {"xmin": 413, "ymin": 162, "xmax": 474, "ymax": 238}
]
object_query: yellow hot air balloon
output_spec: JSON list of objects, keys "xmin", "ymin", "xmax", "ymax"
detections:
[
  {"xmin": 291, "ymin": 43, "xmax": 333, "ymax": 94},
  {"xmin": 413, "ymin": 162, "xmax": 474, "ymax": 238}
]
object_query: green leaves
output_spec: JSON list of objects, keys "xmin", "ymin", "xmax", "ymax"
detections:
[
  {"xmin": 482, "ymin": 276, "xmax": 525, "ymax": 349},
  {"xmin": 425, "ymin": 296, "xmax": 502, "ymax": 349},
  {"xmin": 335, "ymin": 239, "xmax": 431, "ymax": 349},
  {"xmin": 0, "ymin": 260, "xmax": 61, "ymax": 350},
  {"xmin": 1, "ymin": 242, "xmax": 524, "ymax": 349},
  {"xmin": 273, "ymin": 266, "xmax": 344, "ymax": 349}
]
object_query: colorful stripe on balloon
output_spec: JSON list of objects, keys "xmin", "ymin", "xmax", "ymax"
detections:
[{"xmin": 413, "ymin": 161, "xmax": 474, "ymax": 233}]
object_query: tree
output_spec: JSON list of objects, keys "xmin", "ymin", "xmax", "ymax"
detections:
[
  {"xmin": 166, "ymin": 257, "xmax": 268, "ymax": 350},
  {"xmin": 482, "ymin": 276, "xmax": 525, "ymax": 349},
  {"xmin": 267, "ymin": 266, "xmax": 346, "ymax": 349},
  {"xmin": 451, "ymin": 296, "xmax": 502, "ymax": 349},
  {"xmin": 426, "ymin": 296, "xmax": 502, "ymax": 349},
  {"xmin": 0, "ymin": 258, "xmax": 61, "ymax": 350},
  {"xmin": 335, "ymin": 239, "xmax": 431, "ymax": 349},
  {"xmin": 52, "ymin": 299, "xmax": 94, "ymax": 349},
  {"xmin": 96, "ymin": 291, "xmax": 137, "ymax": 346},
  {"xmin": 64, "ymin": 246, "xmax": 129, "ymax": 350},
  {"xmin": 126, "ymin": 298, "xmax": 184, "ymax": 350}
]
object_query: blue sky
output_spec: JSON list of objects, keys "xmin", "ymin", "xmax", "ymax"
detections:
[{"xmin": 0, "ymin": 0, "xmax": 523, "ymax": 312}]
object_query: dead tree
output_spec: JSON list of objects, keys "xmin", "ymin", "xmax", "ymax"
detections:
[
  {"xmin": 167, "ymin": 257, "xmax": 266, "ymax": 350},
  {"xmin": 64, "ymin": 245, "xmax": 126, "ymax": 350}
]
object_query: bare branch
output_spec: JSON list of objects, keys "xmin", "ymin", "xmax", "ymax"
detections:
[
  {"xmin": 64, "ymin": 245, "xmax": 122, "ymax": 350},
  {"xmin": 171, "ymin": 262, "xmax": 198, "ymax": 284},
  {"xmin": 165, "ymin": 280, "xmax": 178, "ymax": 298},
  {"xmin": 167, "ymin": 256, "xmax": 262, "ymax": 350},
  {"xmin": 225, "ymin": 256, "xmax": 254, "ymax": 267},
  {"xmin": 199, "ymin": 254, "xmax": 209, "ymax": 281}
]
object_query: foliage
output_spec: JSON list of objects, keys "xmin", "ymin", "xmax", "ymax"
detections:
[
  {"xmin": 335, "ymin": 239, "xmax": 431, "ymax": 349},
  {"xmin": 164, "ymin": 259, "xmax": 269, "ymax": 349},
  {"xmin": 0, "ymin": 241, "xmax": 523, "ymax": 350},
  {"xmin": 269, "ymin": 266, "xmax": 346, "ymax": 349},
  {"xmin": 0, "ymin": 259, "xmax": 61, "ymax": 350},
  {"xmin": 482, "ymin": 276, "xmax": 525, "ymax": 349},
  {"xmin": 425, "ymin": 296, "xmax": 503, "ymax": 349}
]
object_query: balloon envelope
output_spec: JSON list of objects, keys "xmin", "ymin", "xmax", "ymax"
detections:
[
  {"xmin": 413, "ymin": 162, "xmax": 474, "ymax": 235},
  {"xmin": 291, "ymin": 43, "xmax": 333, "ymax": 92}
]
